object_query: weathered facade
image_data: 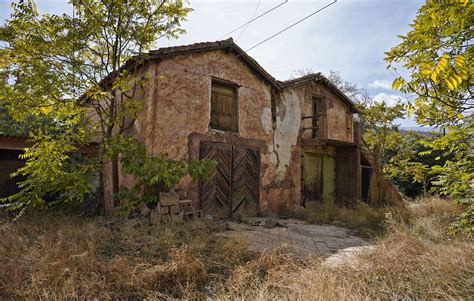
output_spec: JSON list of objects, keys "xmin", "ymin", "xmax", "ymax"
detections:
[
  {"xmin": 102, "ymin": 38, "xmax": 378, "ymax": 215},
  {"xmin": 0, "ymin": 38, "xmax": 400, "ymax": 214}
]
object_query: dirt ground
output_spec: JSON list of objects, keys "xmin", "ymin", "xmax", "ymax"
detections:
[{"xmin": 217, "ymin": 217, "xmax": 370, "ymax": 259}]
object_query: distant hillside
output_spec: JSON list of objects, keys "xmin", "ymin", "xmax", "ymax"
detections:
[{"xmin": 400, "ymin": 126, "xmax": 438, "ymax": 133}]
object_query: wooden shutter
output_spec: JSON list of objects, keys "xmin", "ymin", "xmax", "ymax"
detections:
[
  {"xmin": 311, "ymin": 97, "xmax": 321, "ymax": 138},
  {"xmin": 210, "ymin": 83, "xmax": 237, "ymax": 132}
]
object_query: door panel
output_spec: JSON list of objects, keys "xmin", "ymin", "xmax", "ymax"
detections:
[
  {"xmin": 322, "ymin": 156, "xmax": 335, "ymax": 202},
  {"xmin": 302, "ymin": 152, "xmax": 335, "ymax": 206},
  {"xmin": 232, "ymin": 145, "xmax": 260, "ymax": 213},
  {"xmin": 302, "ymin": 153, "xmax": 323, "ymax": 204},
  {"xmin": 199, "ymin": 143, "xmax": 260, "ymax": 216},
  {"xmin": 199, "ymin": 143, "xmax": 232, "ymax": 213}
]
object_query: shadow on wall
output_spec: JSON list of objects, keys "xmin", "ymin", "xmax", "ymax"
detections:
[{"xmin": 0, "ymin": 149, "xmax": 24, "ymax": 198}]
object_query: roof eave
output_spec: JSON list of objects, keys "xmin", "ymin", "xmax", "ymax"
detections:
[{"xmin": 279, "ymin": 74, "xmax": 357, "ymax": 112}]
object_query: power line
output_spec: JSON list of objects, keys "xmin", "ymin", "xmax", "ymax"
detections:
[
  {"xmin": 245, "ymin": 0, "xmax": 337, "ymax": 53},
  {"xmin": 217, "ymin": 0, "xmax": 289, "ymax": 40},
  {"xmin": 235, "ymin": 0, "xmax": 261, "ymax": 42}
]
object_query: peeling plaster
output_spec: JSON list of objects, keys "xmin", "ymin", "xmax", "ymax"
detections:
[
  {"xmin": 268, "ymin": 152, "xmax": 278, "ymax": 166},
  {"xmin": 261, "ymin": 107, "xmax": 273, "ymax": 135},
  {"xmin": 273, "ymin": 90, "xmax": 301, "ymax": 180}
]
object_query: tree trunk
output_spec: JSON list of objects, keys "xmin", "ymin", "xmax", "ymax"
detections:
[
  {"xmin": 112, "ymin": 154, "xmax": 119, "ymax": 207},
  {"xmin": 98, "ymin": 169, "xmax": 105, "ymax": 215},
  {"xmin": 370, "ymin": 145, "xmax": 385, "ymax": 206}
]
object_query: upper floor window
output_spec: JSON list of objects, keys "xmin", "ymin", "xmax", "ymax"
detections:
[
  {"xmin": 311, "ymin": 96, "xmax": 322, "ymax": 138},
  {"xmin": 210, "ymin": 81, "xmax": 238, "ymax": 132}
]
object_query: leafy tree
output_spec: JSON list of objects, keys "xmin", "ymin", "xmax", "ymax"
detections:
[
  {"xmin": 385, "ymin": 130, "xmax": 447, "ymax": 197},
  {"xmin": 0, "ymin": 0, "xmax": 214, "ymax": 216},
  {"xmin": 385, "ymin": 0, "xmax": 473, "ymax": 233},
  {"xmin": 0, "ymin": 101, "xmax": 28, "ymax": 137},
  {"xmin": 357, "ymin": 100, "xmax": 405, "ymax": 205},
  {"xmin": 105, "ymin": 135, "xmax": 216, "ymax": 216}
]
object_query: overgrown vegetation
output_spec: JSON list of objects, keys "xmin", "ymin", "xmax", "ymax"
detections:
[
  {"xmin": 106, "ymin": 135, "xmax": 217, "ymax": 216},
  {"xmin": 304, "ymin": 202, "xmax": 391, "ymax": 238},
  {"xmin": 384, "ymin": 130, "xmax": 445, "ymax": 197},
  {"xmin": 0, "ymin": 198, "xmax": 471, "ymax": 299},
  {"xmin": 386, "ymin": 0, "xmax": 473, "ymax": 233},
  {"xmin": 357, "ymin": 101, "xmax": 405, "ymax": 205},
  {"xmin": 0, "ymin": 0, "xmax": 218, "ymax": 215}
]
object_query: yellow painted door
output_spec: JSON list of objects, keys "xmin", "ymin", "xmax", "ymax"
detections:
[
  {"xmin": 322, "ymin": 156, "xmax": 335, "ymax": 202},
  {"xmin": 302, "ymin": 153, "xmax": 323, "ymax": 204}
]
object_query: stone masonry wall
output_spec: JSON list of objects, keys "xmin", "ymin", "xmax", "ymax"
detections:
[
  {"xmin": 105, "ymin": 49, "xmax": 358, "ymax": 214},
  {"xmin": 139, "ymin": 50, "xmax": 302, "ymax": 213},
  {"xmin": 292, "ymin": 81, "xmax": 354, "ymax": 143}
]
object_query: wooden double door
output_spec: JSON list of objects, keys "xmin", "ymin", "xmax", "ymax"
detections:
[
  {"xmin": 302, "ymin": 152, "xmax": 336, "ymax": 206},
  {"xmin": 199, "ymin": 142, "xmax": 260, "ymax": 216}
]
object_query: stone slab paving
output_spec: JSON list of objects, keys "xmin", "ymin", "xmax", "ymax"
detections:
[{"xmin": 217, "ymin": 217, "xmax": 370, "ymax": 259}]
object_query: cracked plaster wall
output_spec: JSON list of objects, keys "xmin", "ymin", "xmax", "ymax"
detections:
[
  {"xmin": 105, "ymin": 50, "xmax": 357, "ymax": 214},
  {"xmin": 135, "ymin": 50, "xmax": 301, "ymax": 212}
]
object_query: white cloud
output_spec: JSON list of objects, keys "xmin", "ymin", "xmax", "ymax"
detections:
[
  {"xmin": 372, "ymin": 93, "xmax": 407, "ymax": 107},
  {"xmin": 2, "ymin": 0, "xmax": 424, "ymax": 94},
  {"xmin": 368, "ymin": 79, "xmax": 392, "ymax": 90}
]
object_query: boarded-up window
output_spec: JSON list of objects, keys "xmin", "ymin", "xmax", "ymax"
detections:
[{"xmin": 210, "ymin": 82, "xmax": 238, "ymax": 132}]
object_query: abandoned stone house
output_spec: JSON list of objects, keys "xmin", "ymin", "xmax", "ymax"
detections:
[{"xmin": 0, "ymin": 38, "xmax": 400, "ymax": 215}]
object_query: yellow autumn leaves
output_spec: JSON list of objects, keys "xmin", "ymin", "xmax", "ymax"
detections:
[{"xmin": 393, "ymin": 53, "xmax": 469, "ymax": 92}]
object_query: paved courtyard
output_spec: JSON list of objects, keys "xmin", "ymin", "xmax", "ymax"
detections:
[{"xmin": 218, "ymin": 217, "xmax": 370, "ymax": 259}]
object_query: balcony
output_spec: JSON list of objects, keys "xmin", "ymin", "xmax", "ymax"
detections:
[
  {"xmin": 300, "ymin": 114, "xmax": 326, "ymax": 146},
  {"xmin": 300, "ymin": 115, "xmax": 360, "ymax": 147}
]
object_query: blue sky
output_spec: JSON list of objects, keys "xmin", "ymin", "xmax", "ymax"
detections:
[{"xmin": 0, "ymin": 0, "xmax": 424, "ymax": 127}]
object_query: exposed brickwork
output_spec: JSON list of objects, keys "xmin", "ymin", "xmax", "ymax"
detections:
[
  {"xmin": 101, "ymin": 46, "xmax": 363, "ymax": 214},
  {"xmin": 94, "ymin": 40, "xmax": 399, "ymax": 214},
  {"xmin": 0, "ymin": 40, "xmax": 402, "ymax": 213}
]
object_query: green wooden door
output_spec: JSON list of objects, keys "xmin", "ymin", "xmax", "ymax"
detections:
[
  {"xmin": 302, "ymin": 153, "xmax": 323, "ymax": 204},
  {"xmin": 322, "ymin": 156, "xmax": 335, "ymax": 203},
  {"xmin": 302, "ymin": 152, "xmax": 335, "ymax": 206}
]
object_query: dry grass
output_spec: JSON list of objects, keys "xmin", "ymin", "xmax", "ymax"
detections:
[
  {"xmin": 304, "ymin": 201, "xmax": 395, "ymax": 237},
  {"xmin": 211, "ymin": 229, "xmax": 472, "ymax": 300},
  {"xmin": 0, "ymin": 198, "xmax": 472, "ymax": 300},
  {"xmin": 212, "ymin": 198, "xmax": 472, "ymax": 300},
  {"xmin": 407, "ymin": 197, "xmax": 465, "ymax": 241},
  {"xmin": 0, "ymin": 215, "xmax": 250, "ymax": 299}
]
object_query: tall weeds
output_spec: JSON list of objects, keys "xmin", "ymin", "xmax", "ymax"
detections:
[
  {"xmin": 304, "ymin": 201, "xmax": 391, "ymax": 237},
  {"xmin": 0, "ymin": 198, "xmax": 471, "ymax": 300}
]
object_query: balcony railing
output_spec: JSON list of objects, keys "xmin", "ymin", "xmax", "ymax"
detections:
[
  {"xmin": 301, "ymin": 115, "xmax": 319, "ymax": 139},
  {"xmin": 300, "ymin": 114, "xmax": 326, "ymax": 146},
  {"xmin": 300, "ymin": 115, "xmax": 360, "ymax": 147}
]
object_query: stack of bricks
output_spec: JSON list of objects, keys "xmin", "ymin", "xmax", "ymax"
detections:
[
  {"xmin": 179, "ymin": 199, "xmax": 202, "ymax": 220},
  {"xmin": 157, "ymin": 192, "xmax": 181, "ymax": 215},
  {"xmin": 157, "ymin": 191, "xmax": 202, "ymax": 222}
]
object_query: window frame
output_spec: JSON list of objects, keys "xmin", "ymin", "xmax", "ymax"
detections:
[
  {"xmin": 210, "ymin": 79, "xmax": 239, "ymax": 133},
  {"xmin": 311, "ymin": 96, "xmax": 323, "ymax": 138}
]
